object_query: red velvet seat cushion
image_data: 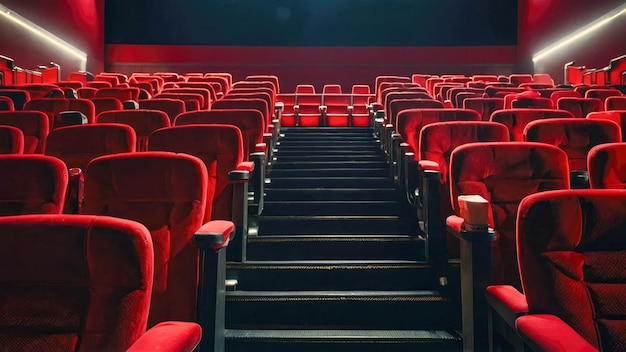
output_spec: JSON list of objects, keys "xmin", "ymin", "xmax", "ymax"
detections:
[
  {"xmin": 606, "ymin": 97, "xmax": 626, "ymax": 111},
  {"xmin": 97, "ymin": 110, "xmax": 170, "ymax": 152},
  {"xmin": 0, "ymin": 154, "xmax": 68, "ymax": 215},
  {"xmin": 557, "ymin": 97, "xmax": 604, "ymax": 117},
  {"xmin": 517, "ymin": 189, "xmax": 626, "ymax": 350},
  {"xmin": 490, "ymin": 108, "xmax": 575, "ymax": 141},
  {"xmin": 524, "ymin": 118, "xmax": 621, "ymax": 171},
  {"xmin": 0, "ymin": 214, "xmax": 153, "ymax": 351},
  {"xmin": 83, "ymin": 152, "xmax": 207, "ymax": 325},
  {"xmin": 449, "ymin": 142, "xmax": 569, "ymax": 288}
]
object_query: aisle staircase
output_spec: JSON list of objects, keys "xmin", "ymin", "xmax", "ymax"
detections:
[{"xmin": 224, "ymin": 127, "xmax": 462, "ymax": 351}]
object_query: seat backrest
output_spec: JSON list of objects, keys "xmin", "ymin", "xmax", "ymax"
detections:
[
  {"xmin": 588, "ymin": 143, "xmax": 626, "ymax": 189},
  {"xmin": 490, "ymin": 108, "xmax": 575, "ymax": 141},
  {"xmin": 509, "ymin": 74, "xmax": 534, "ymax": 86},
  {"xmin": 557, "ymin": 97, "xmax": 604, "ymax": 117},
  {"xmin": 388, "ymin": 99, "xmax": 444, "ymax": 127},
  {"xmin": 0, "ymin": 125, "xmax": 24, "ymax": 154},
  {"xmin": 584, "ymin": 88, "xmax": 622, "ymax": 101},
  {"xmin": 83, "ymin": 151, "xmax": 208, "ymax": 325},
  {"xmin": 90, "ymin": 97, "xmax": 124, "ymax": 116},
  {"xmin": 463, "ymin": 97, "xmax": 505, "ymax": 121},
  {"xmin": 606, "ymin": 96, "xmax": 626, "ymax": 111},
  {"xmin": 485, "ymin": 87, "xmax": 526, "ymax": 98},
  {"xmin": 516, "ymin": 189, "xmax": 626, "ymax": 350},
  {"xmin": 45, "ymin": 124, "xmax": 136, "ymax": 170},
  {"xmin": 0, "ymin": 111, "xmax": 49, "ymax": 153},
  {"xmin": 77, "ymin": 87, "xmax": 98, "ymax": 99},
  {"xmin": 0, "ymin": 96, "xmax": 15, "ymax": 111},
  {"xmin": 0, "ymin": 214, "xmax": 154, "ymax": 351},
  {"xmin": 198, "ymin": 75, "xmax": 229, "ymax": 94},
  {"xmin": 162, "ymin": 88, "xmax": 212, "ymax": 109},
  {"xmin": 587, "ymin": 110, "xmax": 626, "ymax": 141},
  {"xmin": 148, "ymin": 125, "xmax": 241, "ymax": 222},
  {"xmin": 448, "ymin": 88, "xmax": 485, "ymax": 107},
  {"xmin": 523, "ymin": 118, "xmax": 621, "ymax": 171},
  {"xmin": 550, "ymin": 90, "xmax": 581, "ymax": 106},
  {"xmin": 396, "ymin": 108, "xmax": 480, "ymax": 155},
  {"xmin": 24, "ymin": 98, "xmax": 95, "ymax": 129},
  {"xmin": 0, "ymin": 154, "xmax": 68, "ymax": 215},
  {"xmin": 532, "ymin": 73, "xmax": 554, "ymax": 85},
  {"xmin": 351, "ymin": 84, "xmax": 371, "ymax": 95},
  {"xmin": 175, "ymin": 109, "xmax": 264, "ymax": 159},
  {"xmin": 0, "ymin": 89, "xmax": 30, "ymax": 110},
  {"xmin": 176, "ymin": 82, "xmax": 218, "ymax": 102},
  {"xmin": 212, "ymin": 98, "xmax": 270, "ymax": 131},
  {"xmin": 295, "ymin": 84, "xmax": 316, "ymax": 94},
  {"xmin": 511, "ymin": 97, "xmax": 554, "ymax": 109},
  {"xmin": 384, "ymin": 91, "xmax": 434, "ymax": 118},
  {"xmin": 138, "ymin": 98, "xmax": 186, "ymax": 124},
  {"xmin": 154, "ymin": 93, "xmax": 203, "ymax": 111},
  {"xmin": 322, "ymin": 84, "xmax": 342, "ymax": 94},
  {"xmin": 449, "ymin": 142, "xmax": 569, "ymax": 288},
  {"xmin": 233, "ymin": 81, "xmax": 276, "ymax": 94},
  {"xmin": 96, "ymin": 110, "xmax": 170, "ymax": 151},
  {"xmin": 246, "ymin": 75, "xmax": 280, "ymax": 94}
]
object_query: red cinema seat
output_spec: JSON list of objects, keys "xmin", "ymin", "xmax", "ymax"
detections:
[
  {"xmin": 90, "ymin": 97, "xmax": 124, "ymax": 116},
  {"xmin": 97, "ymin": 110, "xmax": 170, "ymax": 151},
  {"xmin": 246, "ymin": 75, "xmax": 280, "ymax": 94},
  {"xmin": 82, "ymin": 152, "xmax": 234, "ymax": 352},
  {"xmin": 351, "ymin": 84, "xmax": 371, "ymax": 95},
  {"xmin": 550, "ymin": 90, "xmax": 581, "ymax": 107},
  {"xmin": 0, "ymin": 154, "xmax": 68, "ymax": 215},
  {"xmin": 491, "ymin": 108, "xmax": 575, "ymax": 141},
  {"xmin": 532, "ymin": 73, "xmax": 554, "ymax": 85},
  {"xmin": 0, "ymin": 111, "xmax": 49, "ymax": 153},
  {"xmin": 163, "ymin": 88, "xmax": 212, "ymax": 109},
  {"xmin": 485, "ymin": 87, "xmax": 526, "ymax": 98},
  {"xmin": 155, "ymin": 93, "xmax": 203, "ymax": 112},
  {"xmin": 295, "ymin": 94, "xmax": 323, "ymax": 126},
  {"xmin": 277, "ymin": 93, "xmax": 297, "ymax": 127},
  {"xmin": 233, "ymin": 81, "xmax": 276, "ymax": 95},
  {"xmin": 23, "ymin": 98, "xmax": 95, "ymax": 129},
  {"xmin": 322, "ymin": 94, "xmax": 351, "ymax": 127},
  {"xmin": 94, "ymin": 87, "xmax": 140, "ymax": 102},
  {"xmin": 0, "ymin": 125, "xmax": 24, "ymax": 154},
  {"xmin": 93, "ymin": 74, "xmax": 119, "ymax": 86},
  {"xmin": 606, "ymin": 96, "xmax": 626, "ymax": 110},
  {"xmin": 509, "ymin": 74, "xmax": 533, "ymax": 86},
  {"xmin": 225, "ymin": 90, "xmax": 275, "ymax": 121},
  {"xmin": 99, "ymin": 72, "xmax": 128, "ymax": 84},
  {"xmin": 0, "ymin": 214, "xmax": 203, "ymax": 352},
  {"xmin": 588, "ymin": 143, "xmax": 626, "ymax": 189},
  {"xmin": 473, "ymin": 75, "xmax": 499, "ymax": 83},
  {"xmin": 411, "ymin": 74, "xmax": 432, "ymax": 87},
  {"xmin": 77, "ymin": 87, "xmax": 98, "ymax": 99},
  {"xmin": 524, "ymin": 118, "xmax": 621, "ymax": 188},
  {"xmin": 88, "ymin": 81, "xmax": 113, "ymax": 90},
  {"xmin": 416, "ymin": 121, "xmax": 509, "ymax": 264},
  {"xmin": 176, "ymin": 82, "xmax": 218, "ymax": 102},
  {"xmin": 45, "ymin": 124, "xmax": 137, "ymax": 213},
  {"xmin": 295, "ymin": 84, "xmax": 316, "ymax": 94},
  {"xmin": 463, "ymin": 98, "xmax": 505, "ymax": 121},
  {"xmin": 513, "ymin": 189, "xmax": 626, "ymax": 352},
  {"xmin": 322, "ymin": 84, "xmax": 342, "ymax": 94},
  {"xmin": 0, "ymin": 96, "xmax": 15, "ymax": 111},
  {"xmin": 148, "ymin": 127, "xmax": 251, "ymax": 260},
  {"xmin": 204, "ymin": 73, "xmax": 232, "ymax": 92},
  {"xmin": 448, "ymin": 88, "xmax": 485, "ymax": 108},
  {"xmin": 139, "ymin": 98, "xmax": 186, "ymax": 125},
  {"xmin": 585, "ymin": 88, "xmax": 622, "ymax": 101},
  {"xmin": 0, "ymin": 89, "xmax": 30, "ymax": 110},
  {"xmin": 351, "ymin": 93, "xmax": 371, "ymax": 127},
  {"xmin": 587, "ymin": 110, "xmax": 626, "ymax": 140},
  {"xmin": 557, "ymin": 97, "xmax": 604, "ymax": 117},
  {"xmin": 447, "ymin": 142, "xmax": 569, "ymax": 289},
  {"xmin": 212, "ymin": 98, "xmax": 271, "ymax": 133},
  {"xmin": 189, "ymin": 76, "xmax": 228, "ymax": 96}
]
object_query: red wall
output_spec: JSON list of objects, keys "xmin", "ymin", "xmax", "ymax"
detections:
[
  {"xmin": 518, "ymin": 0, "xmax": 626, "ymax": 84},
  {"xmin": 0, "ymin": 0, "xmax": 105, "ymax": 79}
]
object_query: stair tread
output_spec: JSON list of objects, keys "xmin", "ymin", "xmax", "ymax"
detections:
[
  {"xmin": 225, "ymin": 329, "xmax": 459, "ymax": 340},
  {"xmin": 227, "ymin": 290, "xmax": 444, "ymax": 297}
]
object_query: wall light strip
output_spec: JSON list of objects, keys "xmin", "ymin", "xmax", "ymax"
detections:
[
  {"xmin": 532, "ymin": 4, "xmax": 626, "ymax": 63},
  {"xmin": 0, "ymin": 3, "xmax": 87, "ymax": 62}
]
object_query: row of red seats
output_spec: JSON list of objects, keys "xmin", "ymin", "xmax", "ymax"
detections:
[{"xmin": 566, "ymin": 54, "xmax": 626, "ymax": 85}]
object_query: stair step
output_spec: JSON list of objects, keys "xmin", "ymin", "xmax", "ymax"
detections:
[
  {"xmin": 246, "ymin": 235, "xmax": 424, "ymax": 261},
  {"xmin": 268, "ymin": 168, "xmax": 388, "ymax": 178},
  {"xmin": 226, "ymin": 260, "xmax": 437, "ymax": 291},
  {"xmin": 264, "ymin": 188, "xmax": 398, "ymax": 201},
  {"xmin": 270, "ymin": 160, "xmax": 389, "ymax": 169},
  {"xmin": 273, "ymin": 154, "xmax": 385, "ymax": 162},
  {"xmin": 225, "ymin": 290, "xmax": 455, "ymax": 329},
  {"xmin": 279, "ymin": 135, "xmax": 375, "ymax": 141},
  {"xmin": 261, "ymin": 201, "xmax": 399, "ymax": 216},
  {"xmin": 273, "ymin": 145, "xmax": 382, "ymax": 152},
  {"xmin": 258, "ymin": 215, "xmax": 408, "ymax": 235},
  {"xmin": 277, "ymin": 140, "xmax": 376, "ymax": 147},
  {"xmin": 267, "ymin": 177, "xmax": 394, "ymax": 189},
  {"xmin": 225, "ymin": 329, "xmax": 461, "ymax": 352},
  {"xmin": 281, "ymin": 127, "xmax": 374, "ymax": 134}
]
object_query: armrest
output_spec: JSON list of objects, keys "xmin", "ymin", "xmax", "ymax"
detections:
[
  {"xmin": 486, "ymin": 285, "xmax": 528, "ymax": 328},
  {"xmin": 275, "ymin": 101, "xmax": 284, "ymax": 110},
  {"xmin": 193, "ymin": 220, "xmax": 235, "ymax": 250},
  {"xmin": 236, "ymin": 161, "xmax": 254, "ymax": 172},
  {"xmin": 446, "ymin": 215, "xmax": 496, "ymax": 241},
  {"xmin": 516, "ymin": 314, "xmax": 598, "ymax": 352},
  {"xmin": 370, "ymin": 102, "xmax": 383, "ymax": 111},
  {"xmin": 127, "ymin": 321, "xmax": 202, "ymax": 352},
  {"xmin": 319, "ymin": 105, "xmax": 327, "ymax": 112},
  {"xmin": 347, "ymin": 105, "xmax": 354, "ymax": 113},
  {"xmin": 255, "ymin": 143, "xmax": 267, "ymax": 153},
  {"xmin": 418, "ymin": 160, "xmax": 441, "ymax": 173}
]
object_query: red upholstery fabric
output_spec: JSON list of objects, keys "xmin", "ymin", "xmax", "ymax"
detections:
[
  {"xmin": 587, "ymin": 111, "xmax": 626, "ymax": 141},
  {"xmin": 448, "ymin": 88, "xmax": 484, "ymax": 107},
  {"xmin": 83, "ymin": 152, "xmax": 208, "ymax": 326},
  {"xmin": 485, "ymin": 285, "xmax": 528, "ymax": 327},
  {"xmin": 213, "ymin": 98, "xmax": 271, "ymax": 131},
  {"xmin": 524, "ymin": 118, "xmax": 621, "ymax": 171},
  {"xmin": 97, "ymin": 110, "xmax": 170, "ymax": 152},
  {"xmin": 588, "ymin": 143, "xmax": 626, "ymax": 189},
  {"xmin": 148, "ymin": 125, "xmax": 242, "ymax": 223},
  {"xmin": 24, "ymin": 98, "xmax": 96, "ymax": 129},
  {"xmin": 533, "ymin": 73, "xmax": 555, "ymax": 85},
  {"xmin": 388, "ymin": 99, "xmax": 443, "ymax": 127},
  {"xmin": 0, "ymin": 111, "xmax": 49, "ymax": 154},
  {"xmin": 516, "ymin": 315, "xmax": 599, "ymax": 352},
  {"xmin": 296, "ymin": 84, "xmax": 315, "ymax": 94},
  {"xmin": 0, "ymin": 96, "xmax": 15, "ymax": 111},
  {"xmin": 45, "ymin": 124, "xmax": 136, "ymax": 171},
  {"xmin": 177, "ymin": 82, "xmax": 218, "ymax": 102},
  {"xmin": 606, "ymin": 96, "xmax": 626, "ymax": 111},
  {"xmin": 419, "ymin": 121, "xmax": 509, "ymax": 256},
  {"xmin": 490, "ymin": 108, "xmax": 575, "ymax": 141},
  {"xmin": 77, "ymin": 87, "xmax": 97, "ymax": 99},
  {"xmin": 511, "ymin": 97, "xmax": 554, "ymax": 109},
  {"xmin": 0, "ymin": 154, "xmax": 68, "ymax": 215},
  {"xmin": 449, "ymin": 142, "xmax": 569, "ymax": 288},
  {"xmin": 463, "ymin": 97, "xmax": 504, "ymax": 121},
  {"xmin": 557, "ymin": 97, "xmax": 604, "ymax": 117},
  {"xmin": 550, "ymin": 90, "xmax": 581, "ymax": 107},
  {"xmin": 277, "ymin": 94, "xmax": 297, "ymax": 126},
  {"xmin": 126, "ymin": 321, "xmax": 202, "ymax": 352},
  {"xmin": 0, "ymin": 125, "xmax": 24, "ymax": 154},
  {"xmin": 351, "ymin": 84, "xmax": 371, "ymax": 95},
  {"xmin": 139, "ymin": 98, "xmax": 186, "ymax": 125},
  {"xmin": 0, "ymin": 214, "xmax": 154, "ymax": 351},
  {"xmin": 351, "ymin": 93, "xmax": 371, "ymax": 127},
  {"xmin": 0, "ymin": 89, "xmax": 31, "ymax": 110},
  {"xmin": 163, "ymin": 88, "xmax": 212, "ymax": 109},
  {"xmin": 323, "ymin": 84, "xmax": 342, "ymax": 94},
  {"xmin": 174, "ymin": 109, "xmax": 264, "ymax": 161},
  {"xmin": 95, "ymin": 87, "xmax": 140, "ymax": 101},
  {"xmin": 246, "ymin": 75, "xmax": 280, "ymax": 93},
  {"xmin": 517, "ymin": 189, "xmax": 626, "ymax": 351},
  {"xmin": 322, "ymin": 94, "xmax": 351, "ymax": 127},
  {"xmin": 396, "ymin": 108, "xmax": 480, "ymax": 157},
  {"xmin": 584, "ymin": 88, "xmax": 622, "ymax": 101},
  {"xmin": 224, "ymin": 91, "xmax": 274, "ymax": 119},
  {"xmin": 155, "ymin": 93, "xmax": 203, "ymax": 112},
  {"xmin": 294, "ymin": 94, "xmax": 323, "ymax": 126},
  {"xmin": 509, "ymin": 74, "xmax": 533, "ymax": 86},
  {"xmin": 90, "ymin": 97, "xmax": 124, "ymax": 116}
]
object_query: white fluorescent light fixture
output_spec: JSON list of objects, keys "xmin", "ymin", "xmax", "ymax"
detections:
[
  {"xmin": 532, "ymin": 4, "xmax": 626, "ymax": 63},
  {"xmin": 0, "ymin": 3, "xmax": 87, "ymax": 65}
]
